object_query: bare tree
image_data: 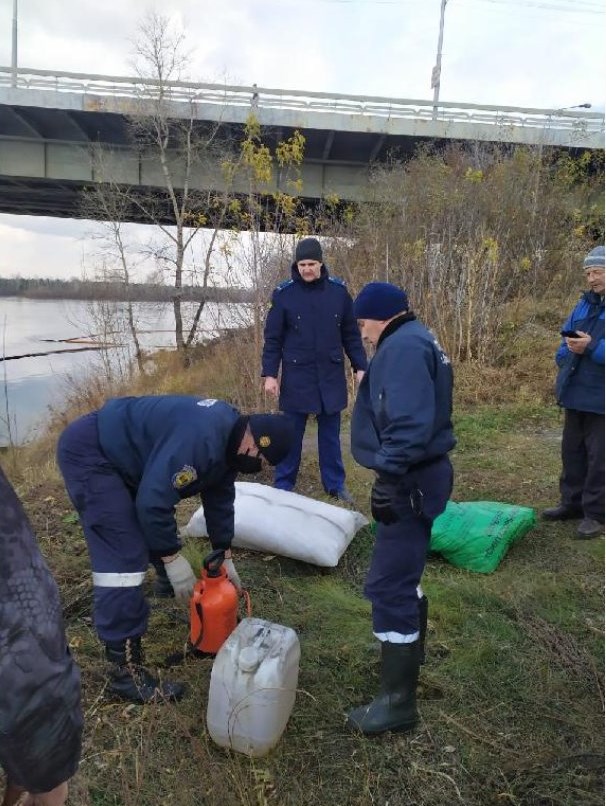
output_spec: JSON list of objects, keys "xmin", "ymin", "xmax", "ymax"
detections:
[
  {"xmin": 81, "ymin": 184, "xmax": 147, "ymax": 374},
  {"xmin": 1, "ymin": 316, "xmax": 16, "ymax": 450},
  {"xmin": 344, "ymin": 143, "xmax": 603, "ymax": 364},
  {"xmin": 82, "ymin": 14, "xmax": 335, "ymax": 384},
  {"xmin": 83, "ymin": 12, "xmax": 239, "ymax": 367},
  {"xmin": 216, "ymin": 115, "xmax": 321, "ymax": 407}
]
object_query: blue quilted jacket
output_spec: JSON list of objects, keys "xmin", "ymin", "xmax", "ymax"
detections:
[{"xmin": 555, "ymin": 291, "xmax": 604, "ymax": 414}]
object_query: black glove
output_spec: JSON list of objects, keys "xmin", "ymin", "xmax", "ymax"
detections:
[{"xmin": 371, "ymin": 475, "xmax": 400, "ymax": 525}]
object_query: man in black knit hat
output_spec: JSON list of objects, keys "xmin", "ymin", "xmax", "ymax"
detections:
[{"xmin": 262, "ymin": 237, "xmax": 367, "ymax": 502}]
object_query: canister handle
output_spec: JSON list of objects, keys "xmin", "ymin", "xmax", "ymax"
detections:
[{"xmin": 203, "ymin": 549, "xmax": 225, "ymax": 577}]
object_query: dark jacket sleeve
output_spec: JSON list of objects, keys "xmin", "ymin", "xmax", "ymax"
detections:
[
  {"xmin": 0, "ymin": 465, "xmax": 83, "ymax": 793},
  {"xmin": 261, "ymin": 290, "xmax": 286, "ymax": 378},
  {"xmin": 340, "ymin": 291, "xmax": 368, "ymax": 372},
  {"xmin": 199, "ymin": 472, "xmax": 237, "ymax": 550},
  {"xmin": 556, "ymin": 306, "xmax": 578, "ymax": 367},
  {"xmin": 135, "ymin": 451, "xmax": 192, "ymax": 556},
  {"xmin": 372, "ymin": 338, "xmax": 437, "ymax": 475}
]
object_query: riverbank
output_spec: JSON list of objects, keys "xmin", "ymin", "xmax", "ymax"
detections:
[
  {"xmin": 1, "ymin": 291, "xmax": 602, "ymax": 805},
  {"xmin": 4, "ymin": 399, "xmax": 603, "ymax": 806}
]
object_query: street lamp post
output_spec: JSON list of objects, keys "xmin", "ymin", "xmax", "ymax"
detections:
[
  {"xmin": 431, "ymin": 0, "xmax": 448, "ymax": 117},
  {"xmin": 11, "ymin": 0, "xmax": 18, "ymax": 87}
]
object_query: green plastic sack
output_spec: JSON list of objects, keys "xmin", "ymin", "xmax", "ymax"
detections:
[{"xmin": 429, "ymin": 501, "xmax": 536, "ymax": 573}]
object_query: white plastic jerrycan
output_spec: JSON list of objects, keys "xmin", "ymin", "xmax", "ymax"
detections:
[{"xmin": 206, "ymin": 617, "xmax": 301, "ymax": 757}]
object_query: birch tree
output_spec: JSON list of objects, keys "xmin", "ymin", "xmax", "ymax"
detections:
[{"xmin": 84, "ymin": 12, "xmax": 238, "ymax": 367}]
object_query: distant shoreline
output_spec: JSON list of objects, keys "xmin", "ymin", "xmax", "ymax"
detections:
[{"xmin": 0, "ymin": 278, "xmax": 253, "ymax": 304}]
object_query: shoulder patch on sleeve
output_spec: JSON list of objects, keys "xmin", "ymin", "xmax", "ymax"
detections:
[
  {"xmin": 172, "ymin": 465, "xmax": 198, "ymax": 490},
  {"xmin": 275, "ymin": 279, "xmax": 294, "ymax": 292},
  {"xmin": 328, "ymin": 276, "xmax": 346, "ymax": 287}
]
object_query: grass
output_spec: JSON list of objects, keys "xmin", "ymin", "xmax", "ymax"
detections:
[{"xmin": 2, "ymin": 345, "xmax": 604, "ymax": 805}]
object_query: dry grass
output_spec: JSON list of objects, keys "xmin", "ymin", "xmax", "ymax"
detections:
[{"xmin": 2, "ymin": 303, "xmax": 604, "ymax": 806}]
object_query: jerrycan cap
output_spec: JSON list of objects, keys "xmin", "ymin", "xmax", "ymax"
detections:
[{"xmin": 238, "ymin": 646, "xmax": 262, "ymax": 673}]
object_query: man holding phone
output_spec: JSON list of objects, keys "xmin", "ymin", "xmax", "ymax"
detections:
[{"xmin": 543, "ymin": 245, "xmax": 605, "ymax": 538}]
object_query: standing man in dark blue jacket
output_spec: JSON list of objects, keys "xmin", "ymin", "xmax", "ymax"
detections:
[
  {"xmin": 56, "ymin": 396, "xmax": 294, "ymax": 704},
  {"xmin": 347, "ymin": 282, "xmax": 455, "ymax": 736},
  {"xmin": 262, "ymin": 237, "xmax": 367, "ymax": 502},
  {"xmin": 543, "ymin": 245, "xmax": 604, "ymax": 538}
]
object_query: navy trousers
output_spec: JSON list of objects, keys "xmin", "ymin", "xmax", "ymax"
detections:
[
  {"xmin": 365, "ymin": 456, "xmax": 453, "ymax": 636},
  {"xmin": 560, "ymin": 409, "xmax": 605, "ymax": 522},
  {"xmin": 56, "ymin": 413, "xmax": 150, "ymax": 643},
  {"xmin": 274, "ymin": 411, "xmax": 345, "ymax": 493}
]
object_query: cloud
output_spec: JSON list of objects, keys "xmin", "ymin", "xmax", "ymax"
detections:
[
  {"xmin": 444, "ymin": 2, "xmax": 604, "ymax": 108},
  {"xmin": 0, "ymin": 217, "xmax": 89, "ymax": 279},
  {"xmin": 2, "ymin": 0, "xmax": 601, "ymax": 103},
  {"xmin": 0, "ymin": 0, "xmax": 602, "ymax": 280}
]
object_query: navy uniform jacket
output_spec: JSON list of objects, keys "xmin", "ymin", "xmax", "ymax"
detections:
[
  {"xmin": 0, "ymin": 465, "xmax": 83, "ymax": 793},
  {"xmin": 351, "ymin": 316, "xmax": 456, "ymax": 477},
  {"xmin": 261, "ymin": 263, "xmax": 368, "ymax": 414},
  {"xmin": 555, "ymin": 290, "xmax": 604, "ymax": 415},
  {"xmin": 97, "ymin": 396, "xmax": 239, "ymax": 555}
]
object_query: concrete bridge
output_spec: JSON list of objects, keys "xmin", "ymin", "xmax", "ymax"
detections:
[{"xmin": 0, "ymin": 66, "xmax": 603, "ymax": 222}]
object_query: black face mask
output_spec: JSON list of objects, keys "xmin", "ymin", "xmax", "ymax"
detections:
[{"xmin": 235, "ymin": 454, "xmax": 263, "ymax": 475}]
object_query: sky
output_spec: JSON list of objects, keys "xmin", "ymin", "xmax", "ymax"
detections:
[{"xmin": 0, "ymin": 0, "xmax": 604, "ymax": 281}]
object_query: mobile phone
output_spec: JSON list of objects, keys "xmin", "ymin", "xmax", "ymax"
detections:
[{"xmin": 561, "ymin": 329, "xmax": 581, "ymax": 338}]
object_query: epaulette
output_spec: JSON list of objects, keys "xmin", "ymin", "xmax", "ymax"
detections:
[
  {"xmin": 328, "ymin": 276, "xmax": 347, "ymax": 287},
  {"xmin": 275, "ymin": 279, "xmax": 294, "ymax": 292}
]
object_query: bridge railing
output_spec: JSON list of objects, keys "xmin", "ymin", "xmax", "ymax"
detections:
[{"xmin": 1, "ymin": 66, "xmax": 603, "ymax": 138}]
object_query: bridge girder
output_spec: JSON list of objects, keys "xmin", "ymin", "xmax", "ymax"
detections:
[{"xmin": 0, "ymin": 68, "xmax": 603, "ymax": 223}]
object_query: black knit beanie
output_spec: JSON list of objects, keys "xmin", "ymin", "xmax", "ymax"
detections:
[{"xmin": 295, "ymin": 237, "xmax": 323, "ymax": 263}]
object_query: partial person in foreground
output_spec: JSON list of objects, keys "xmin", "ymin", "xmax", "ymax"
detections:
[
  {"xmin": 348, "ymin": 282, "xmax": 455, "ymax": 735},
  {"xmin": 542, "ymin": 245, "xmax": 604, "ymax": 539},
  {"xmin": 0, "ymin": 465, "xmax": 83, "ymax": 806},
  {"xmin": 56, "ymin": 395, "xmax": 294, "ymax": 704},
  {"xmin": 262, "ymin": 237, "xmax": 367, "ymax": 503}
]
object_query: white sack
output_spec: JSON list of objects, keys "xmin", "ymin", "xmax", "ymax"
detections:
[{"xmin": 181, "ymin": 482, "xmax": 368, "ymax": 567}]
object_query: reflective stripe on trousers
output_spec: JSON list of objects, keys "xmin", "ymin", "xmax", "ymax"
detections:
[{"xmin": 92, "ymin": 572, "xmax": 147, "ymax": 588}]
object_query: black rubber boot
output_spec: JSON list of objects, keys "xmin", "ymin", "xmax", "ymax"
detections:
[
  {"xmin": 105, "ymin": 638, "xmax": 186, "ymax": 704},
  {"xmin": 150, "ymin": 558, "xmax": 175, "ymax": 598},
  {"xmin": 541, "ymin": 504, "xmax": 582, "ymax": 521},
  {"xmin": 576, "ymin": 517, "xmax": 604, "ymax": 539},
  {"xmin": 347, "ymin": 640, "xmax": 421, "ymax": 735},
  {"xmin": 418, "ymin": 595, "xmax": 428, "ymax": 665}
]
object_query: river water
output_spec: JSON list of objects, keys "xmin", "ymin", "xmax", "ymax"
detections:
[{"xmin": 0, "ymin": 297, "xmax": 249, "ymax": 446}]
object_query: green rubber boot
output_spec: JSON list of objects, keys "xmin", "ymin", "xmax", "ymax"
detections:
[{"xmin": 347, "ymin": 640, "xmax": 421, "ymax": 735}]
